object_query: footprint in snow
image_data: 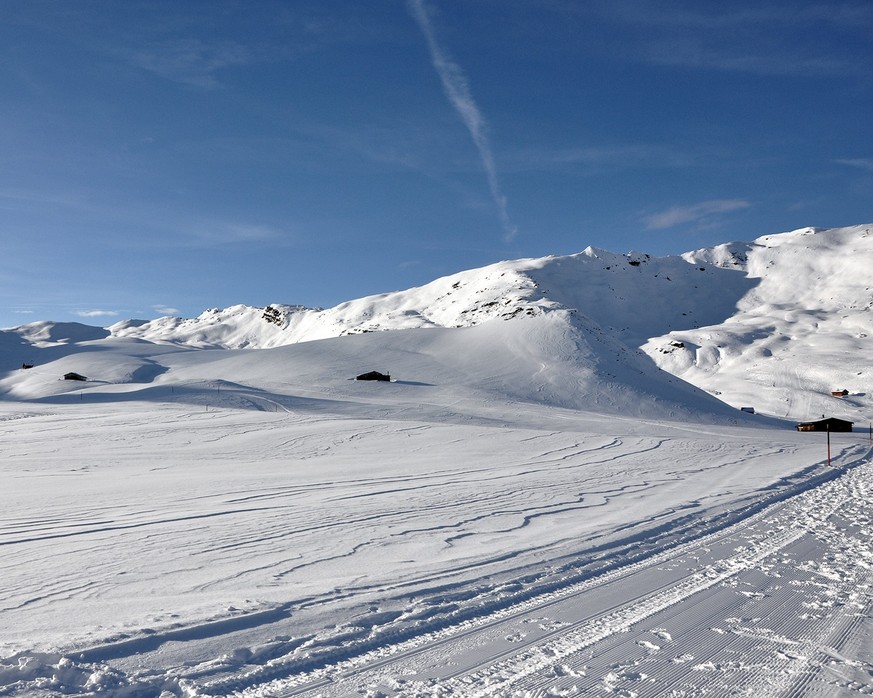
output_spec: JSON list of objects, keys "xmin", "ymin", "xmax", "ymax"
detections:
[
  {"xmin": 601, "ymin": 669, "xmax": 650, "ymax": 697},
  {"xmin": 650, "ymin": 628, "xmax": 673, "ymax": 642},
  {"xmin": 552, "ymin": 664, "xmax": 586, "ymax": 678},
  {"xmin": 545, "ymin": 686, "xmax": 579, "ymax": 697}
]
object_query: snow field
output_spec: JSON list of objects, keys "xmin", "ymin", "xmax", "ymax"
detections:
[{"xmin": 0, "ymin": 388, "xmax": 863, "ymax": 696}]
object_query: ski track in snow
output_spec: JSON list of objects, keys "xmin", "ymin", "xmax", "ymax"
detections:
[{"xmin": 219, "ymin": 447, "xmax": 873, "ymax": 698}]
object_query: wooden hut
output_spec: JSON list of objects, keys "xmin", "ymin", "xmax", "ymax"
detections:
[
  {"xmin": 356, "ymin": 371, "xmax": 390, "ymax": 382},
  {"xmin": 795, "ymin": 417, "xmax": 853, "ymax": 432},
  {"xmin": 64, "ymin": 372, "xmax": 87, "ymax": 381}
]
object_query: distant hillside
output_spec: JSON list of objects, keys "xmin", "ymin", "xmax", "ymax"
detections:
[
  {"xmin": 644, "ymin": 224, "xmax": 873, "ymax": 421},
  {"xmin": 2, "ymin": 224, "xmax": 871, "ymax": 423}
]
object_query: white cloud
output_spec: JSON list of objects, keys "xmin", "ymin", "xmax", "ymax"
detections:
[
  {"xmin": 408, "ymin": 0, "xmax": 518, "ymax": 241},
  {"xmin": 153, "ymin": 305, "xmax": 181, "ymax": 316},
  {"xmin": 644, "ymin": 200, "xmax": 751, "ymax": 230},
  {"xmin": 76, "ymin": 309, "xmax": 120, "ymax": 318}
]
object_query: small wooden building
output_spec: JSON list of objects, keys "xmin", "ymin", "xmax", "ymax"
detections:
[
  {"xmin": 831, "ymin": 389, "xmax": 849, "ymax": 397},
  {"xmin": 356, "ymin": 371, "xmax": 390, "ymax": 382},
  {"xmin": 64, "ymin": 372, "xmax": 87, "ymax": 381},
  {"xmin": 796, "ymin": 417, "xmax": 853, "ymax": 432}
]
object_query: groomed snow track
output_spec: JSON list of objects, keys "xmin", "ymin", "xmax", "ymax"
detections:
[{"xmin": 194, "ymin": 445, "xmax": 873, "ymax": 698}]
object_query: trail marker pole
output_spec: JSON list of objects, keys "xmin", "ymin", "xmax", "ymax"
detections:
[{"xmin": 827, "ymin": 425, "xmax": 831, "ymax": 467}]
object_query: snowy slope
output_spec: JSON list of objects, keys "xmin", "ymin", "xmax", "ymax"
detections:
[
  {"xmin": 643, "ymin": 225, "xmax": 873, "ymax": 421},
  {"xmin": 105, "ymin": 263, "xmax": 556, "ymax": 348},
  {"xmin": 0, "ymin": 311, "xmax": 742, "ymax": 424}
]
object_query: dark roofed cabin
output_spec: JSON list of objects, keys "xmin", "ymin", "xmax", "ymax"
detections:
[
  {"xmin": 64, "ymin": 372, "xmax": 87, "ymax": 381},
  {"xmin": 356, "ymin": 371, "xmax": 390, "ymax": 382},
  {"xmin": 796, "ymin": 417, "xmax": 853, "ymax": 432}
]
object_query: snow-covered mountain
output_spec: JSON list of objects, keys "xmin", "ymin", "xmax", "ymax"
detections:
[
  {"xmin": 2, "ymin": 224, "xmax": 871, "ymax": 423},
  {"xmin": 105, "ymin": 242, "xmax": 751, "ymax": 350}
]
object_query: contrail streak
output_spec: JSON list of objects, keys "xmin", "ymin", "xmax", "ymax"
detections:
[{"xmin": 408, "ymin": 0, "xmax": 518, "ymax": 241}]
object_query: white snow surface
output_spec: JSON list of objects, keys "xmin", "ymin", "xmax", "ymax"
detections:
[{"xmin": 2, "ymin": 224, "xmax": 873, "ymax": 696}]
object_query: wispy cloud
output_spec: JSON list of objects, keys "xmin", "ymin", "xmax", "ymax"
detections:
[
  {"xmin": 644, "ymin": 199, "xmax": 751, "ymax": 230},
  {"xmin": 153, "ymin": 305, "xmax": 181, "ymax": 316},
  {"xmin": 557, "ymin": 3, "xmax": 870, "ymax": 78},
  {"xmin": 76, "ymin": 309, "xmax": 119, "ymax": 318},
  {"xmin": 835, "ymin": 158, "xmax": 873, "ymax": 172},
  {"xmin": 184, "ymin": 221, "xmax": 285, "ymax": 246},
  {"xmin": 505, "ymin": 142, "xmax": 697, "ymax": 173},
  {"xmin": 126, "ymin": 39, "xmax": 252, "ymax": 89},
  {"xmin": 639, "ymin": 39, "xmax": 853, "ymax": 78},
  {"xmin": 408, "ymin": 0, "xmax": 518, "ymax": 241},
  {"xmin": 0, "ymin": 187, "xmax": 88, "ymax": 211}
]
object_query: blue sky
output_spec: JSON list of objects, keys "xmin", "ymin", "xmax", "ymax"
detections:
[{"xmin": 2, "ymin": 0, "xmax": 872, "ymax": 328}]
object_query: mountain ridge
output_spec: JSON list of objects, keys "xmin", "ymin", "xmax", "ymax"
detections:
[{"xmin": 103, "ymin": 239, "xmax": 757, "ymax": 351}]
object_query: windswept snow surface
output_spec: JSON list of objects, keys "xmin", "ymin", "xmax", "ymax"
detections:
[{"xmin": 2, "ymin": 225, "xmax": 873, "ymax": 696}]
